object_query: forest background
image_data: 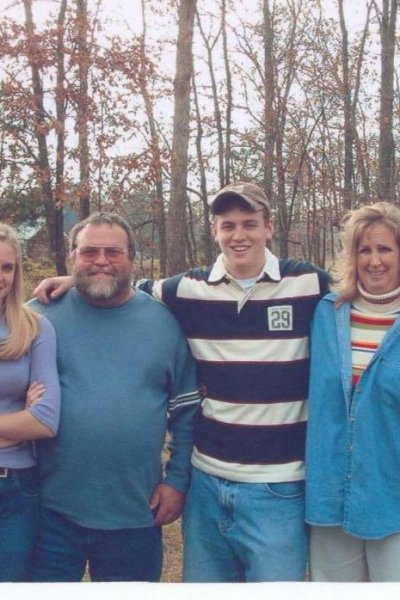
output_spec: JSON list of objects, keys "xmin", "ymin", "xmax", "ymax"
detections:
[{"xmin": 0, "ymin": 0, "xmax": 398, "ymax": 282}]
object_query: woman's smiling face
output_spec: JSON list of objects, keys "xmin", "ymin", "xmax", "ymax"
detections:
[{"xmin": 357, "ymin": 223, "xmax": 400, "ymax": 295}]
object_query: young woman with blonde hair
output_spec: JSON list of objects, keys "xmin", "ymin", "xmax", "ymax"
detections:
[{"xmin": 0, "ymin": 223, "xmax": 60, "ymax": 581}]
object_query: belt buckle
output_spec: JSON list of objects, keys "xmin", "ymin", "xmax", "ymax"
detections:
[{"xmin": 0, "ymin": 467, "xmax": 9, "ymax": 478}]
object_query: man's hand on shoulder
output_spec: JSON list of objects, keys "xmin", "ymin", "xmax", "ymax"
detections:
[
  {"xmin": 33, "ymin": 275, "xmax": 73, "ymax": 304},
  {"xmin": 149, "ymin": 483, "xmax": 185, "ymax": 526}
]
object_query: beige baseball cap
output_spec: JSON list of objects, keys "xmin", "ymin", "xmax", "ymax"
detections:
[{"xmin": 210, "ymin": 181, "xmax": 271, "ymax": 216}]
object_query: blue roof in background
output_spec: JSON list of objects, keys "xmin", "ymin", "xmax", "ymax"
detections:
[
  {"xmin": 15, "ymin": 207, "xmax": 80, "ymax": 241},
  {"xmin": 63, "ymin": 207, "xmax": 80, "ymax": 233},
  {"xmin": 16, "ymin": 218, "xmax": 46, "ymax": 241}
]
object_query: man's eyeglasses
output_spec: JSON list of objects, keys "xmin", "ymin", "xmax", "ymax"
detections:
[{"xmin": 76, "ymin": 246, "xmax": 128, "ymax": 262}]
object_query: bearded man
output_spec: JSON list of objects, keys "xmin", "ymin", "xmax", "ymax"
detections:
[{"xmin": 29, "ymin": 213, "xmax": 200, "ymax": 582}]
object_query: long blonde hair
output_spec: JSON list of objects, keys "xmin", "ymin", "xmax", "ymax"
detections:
[
  {"xmin": 332, "ymin": 201, "xmax": 400, "ymax": 301},
  {"xmin": 0, "ymin": 223, "xmax": 39, "ymax": 359}
]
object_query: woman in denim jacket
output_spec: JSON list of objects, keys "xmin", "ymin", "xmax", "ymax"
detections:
[
  {"xmin": 306, "ymin": 202, "xmax": 400, "ymax": 581},
  {"xmin": 0, "ymin": 223, "xmax": 60, "ymax": 581}
]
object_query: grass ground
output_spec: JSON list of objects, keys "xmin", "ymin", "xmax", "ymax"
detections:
[{"xmin": 161, "ymin": 520, "xmax": 182, "ymax": 582}]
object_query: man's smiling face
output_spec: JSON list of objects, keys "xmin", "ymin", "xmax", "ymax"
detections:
[{"xmin": 212, "ymin": 207, "xmax": 274, "ymax": 279}]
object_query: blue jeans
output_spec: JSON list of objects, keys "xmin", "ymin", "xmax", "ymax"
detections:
[
  {"xmin": 0, "ymin": 466, "xmax": 39, "ymax": 582},
  {"xmin": 182, "ymin": 467, "xmax": 308, "ymax": 582},
  {"xmin": 31, "ymin": 507, "xmax": 163, "ymax": 582}
]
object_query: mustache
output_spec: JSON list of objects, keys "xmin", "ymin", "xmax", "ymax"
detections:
[{"xmin": 87, "ymin": 267, "xmax": 116, "ymax": 275}]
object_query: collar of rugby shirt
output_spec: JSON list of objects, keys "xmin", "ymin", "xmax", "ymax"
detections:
[{"xmin": 208, "ymin": 249, "xmax": 281, "ymax": 284}]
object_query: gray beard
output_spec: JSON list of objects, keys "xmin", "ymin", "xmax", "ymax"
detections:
[{"xmin": 74, "ymin": 269, "xmax": 131, "ymax": 302}]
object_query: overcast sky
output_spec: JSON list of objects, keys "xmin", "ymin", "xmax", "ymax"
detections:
[{"xmin": 1, "ymin": 0, "xmax": 371, "ymax": 33}]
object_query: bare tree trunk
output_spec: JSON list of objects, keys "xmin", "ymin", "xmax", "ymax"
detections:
[
  {"xmin": 275, "ymin": 127, "xmax": 288, "ymax": 257},
  {"xmin": 354, "ymin": 116, "xmax": 372, "ymax": 198},
  {"xmin": 167, "ymin": 0, "xmax": 197, "ymax": 275},
  {"xmin": 0, "ymin": 130, "xmax": 4, "ymax": 185},
  {"xmin": 338, "ymin": 0, "xmax": 354, "ymax": 211},
  {"xmin": 351, "ymin": 3, "xmax": 373, "ymax": 200},
  {"xmin": 22, "ymin": 0, "xmax": 56, "ymax": 258},
  {"xmin": 377, "ymin": 0, "xmax": 397, "ymax": 200},
  {"xmin": 274, "ymin": 1, "xmax": 302, "ymax": 257},
  {"xmin": 77, "ymin": 0, "xmax": 90, "ymax": 218},
  {"xmin": 196, "ymin": 5, "xmax": 225, "ymax": 187},
  {"xmin": 221, "ymin": 0, "xmax": 232, "ymax": 184},
  {"xmin": 192, "ymin": 73, "xmax": 214, "ymax": 265},
  {"xmin": 263, "ymin": 0, "xmax": 275, "ymax": 203},
  {"xmin": 186, "ymin": 195, "xmax": 197, "ymax": 266},
  {"xmin": 54, "ymin": 0, "xmax": 68, "ymax": 275},
  {"xmin": 139, "ymin": 0, "xmax": 167, "ymax": 277}
]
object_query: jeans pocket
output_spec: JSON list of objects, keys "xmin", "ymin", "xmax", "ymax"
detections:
[
  {"xmin": 264, "ymin": 481, "xmax": 305, "ymax": 499},
  {"xmin": 16, "ymin": 467, "xmax": 40, "ymax": 498}
]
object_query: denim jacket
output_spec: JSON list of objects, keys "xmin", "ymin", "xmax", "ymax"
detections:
[{"xmin": 305, "ymin": 292, "xmax": 400, "ymax": 539}]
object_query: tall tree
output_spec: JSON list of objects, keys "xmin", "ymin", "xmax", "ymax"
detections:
[
  {"xmin": 376, "ymin": 0, "xmax": 397, "ymax": 200},
  {"xmin": 22, "ymin": 0, "xmax": 56, "ymax": 260},
  {"xmin": 76, "ymin": 0, "xmax": 90, "ymax": 218},
  {"xmin": 351, "ymin": 3, "xmax": 373, "ymax": 201},
  {"xmin": 263, "ymin": 0, "xmax": 275, "ymax": 205},
  {"xmin": 54, "ymin": 0, "xmax": 68, "ymax": 275},
  {"xmin": 166, "ymin": 0, "xmax": 197, "ymax": 275},
  {"xmin": 338, "ymin": 0, "xmax": 372, "ymax": 210},
  {"xmin": 139, "ymin": 0, "xmax": 167, "ymax": 277},
  {"xmin": 196, "ymin": 5, "xmax": 224, "ymax": 187},
  {"xmin": 221, "ymin": 0, "xmax": 233, "ymax": 184},
  {"xmin": 273, "ymin": 0, "xmax": 304, "ymax": 257},
  {"xmin": 192, "ymin": 71, "xmax": 214, "ymax": 265},
  {"xmin": 338, "ymin": 0, "xmax": 354, "ymax": 211}
]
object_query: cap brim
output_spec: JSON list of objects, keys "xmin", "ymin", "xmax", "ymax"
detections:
[{"xmin": 211, "ymin": 192, "xmax": 258, "ymax": 213}]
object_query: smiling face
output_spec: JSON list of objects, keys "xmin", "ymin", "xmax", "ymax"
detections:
[
  {"xmin": 356, "ymin": 223, "xmax": 400, "ymax": 295},
  {"xmin": 0, "ymin": 240, "xmax": 17, "ymax": 313},
  {"xmin": 72, "ymin": 223, "xmax": 134, "ymax": 307},
  {"xmin": 212, "ymin": 207, "xmax": 274, "ymax": 279}
]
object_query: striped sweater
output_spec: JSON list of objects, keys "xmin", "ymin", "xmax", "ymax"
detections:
[
  {"xmin": 351, "ymin": 291, "xmax": 400, "ymax": 387},
  {"xmin": 140, "ymin": 251, "xmax": 330, "ymax": 483}
]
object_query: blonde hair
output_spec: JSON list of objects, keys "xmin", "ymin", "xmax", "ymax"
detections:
[
  {"xmin": 0, "ymin": 223, "xmax": 39, "ymax": 359},
  {"xmin": 332, "ymin": 201, "xmax": 400, "ymax": 301}
]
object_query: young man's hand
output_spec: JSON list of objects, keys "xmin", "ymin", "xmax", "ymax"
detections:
[{"xmin": 33, "ymin": 276, "xmax": 73, "ymax": 304}]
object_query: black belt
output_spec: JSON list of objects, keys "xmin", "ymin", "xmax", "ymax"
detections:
[{"xmin": 0, "ymin": 466, "xmax": 34, "ymax": 478}]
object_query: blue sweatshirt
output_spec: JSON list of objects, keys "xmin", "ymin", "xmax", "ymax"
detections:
[{"xmin": 31, "ymin": 288, "xmax": 200, "ymax": 529}]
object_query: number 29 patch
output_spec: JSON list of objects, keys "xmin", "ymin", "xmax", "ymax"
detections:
[{"xmin": 267, "ymin": 305, "xmax": 293, "ymax": 331}]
